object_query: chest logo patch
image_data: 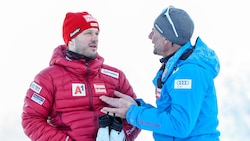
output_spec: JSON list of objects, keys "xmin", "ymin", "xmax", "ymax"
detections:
[
  {"xmin": 94, "ymin": 83, "xmax": 107, "ymax": 94},
  {"xmin": 155, "ymin": 87, "xmax": 162, "ymax": 99},
  {"xmin": 101, "ymin": 68, "xmax": 119, "ymax": 79},
  {"xmin": 174, "ymin": 79, "xmax": 192, "ymax": 89},
  {"xmin": 72, "ymin": 83, "xmax": 86, "ymax": 96}
]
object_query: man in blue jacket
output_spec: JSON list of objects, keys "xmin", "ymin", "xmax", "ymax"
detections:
[{"xmin": 99, "ymin": 5, "xmax": 220, "ymax": 141}]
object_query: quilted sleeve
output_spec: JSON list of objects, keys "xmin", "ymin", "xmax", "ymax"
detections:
[{"xmin": 21, "ymin": 71, "xmax": 74, "ymax": 141}]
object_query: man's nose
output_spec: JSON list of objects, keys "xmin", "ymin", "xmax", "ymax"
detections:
[{"xmin": 148, "ymin": 31, "xmax": 154, "ymax": 39}]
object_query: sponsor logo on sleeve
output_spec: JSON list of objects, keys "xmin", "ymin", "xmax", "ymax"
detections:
[
  {"xmin": 72, "ymin": 83, "xmax": 86, "ymax": 96},
  {"xmin": 31, "ymin": 93, "xmax": 45, "ymax": 105},
  {"xmin": 174, "ymin": 79, "xmax": 192, "ymax": 89},
  {"xmin": 30, "ymin": 81, "xmax": 42, "ymax": 94}
]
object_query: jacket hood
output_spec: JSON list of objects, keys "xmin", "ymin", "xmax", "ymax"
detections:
[
  {"xmin": 180, "ymin": 37, "xmax": 220, "ymax": 78},
  {"xmin": 163, "ymin": 37, "xmax": 220, "ymax": 81},
  {"xmin": 49, "ymin": 45, "xmax": 104, "ymax": 77}
]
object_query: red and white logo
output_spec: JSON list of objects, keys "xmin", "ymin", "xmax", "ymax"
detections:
[
  {"xmin": 94, "ymin": 83, "xmax": 107, "ymax": 95},
  {"xmin": 155, "ymin": 87, "xmax": 161, "ymax": 99}
]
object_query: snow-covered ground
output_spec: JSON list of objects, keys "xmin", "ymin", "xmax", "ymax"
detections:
[{"xmin": 0, "ymin": 0, "xmax": 249, "ymax": 140}]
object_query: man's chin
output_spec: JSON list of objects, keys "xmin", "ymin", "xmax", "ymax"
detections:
[{"xmin": 89, "ymin": 54, "xmax": 97, "ymax": 60}]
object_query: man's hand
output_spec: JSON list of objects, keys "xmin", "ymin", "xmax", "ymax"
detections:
[{"xmin": 99, "ymin": 91, "xmax": 137, "ymax": 119}]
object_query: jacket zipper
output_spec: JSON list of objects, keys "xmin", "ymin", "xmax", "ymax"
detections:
[
  {"xmin": 85, "ymin": 62, "xmax": 94, "ymax": 111},
  {"xmin": 85, "ymin": 62, "xmax": 98, "ymax": 136}
]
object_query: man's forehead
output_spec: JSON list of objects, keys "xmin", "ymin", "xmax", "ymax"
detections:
[{"xmin": 82, "ymin": 28, "xmax": 99, "ymax": 32}]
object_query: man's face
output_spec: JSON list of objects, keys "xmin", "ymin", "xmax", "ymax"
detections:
[
  {"xmin": 148, "ymin": 28, "xmax": 166, "ymax": 56},
  {"xmin": 69, "ymin": 28, "xmax": 99, "ymax": 59}
]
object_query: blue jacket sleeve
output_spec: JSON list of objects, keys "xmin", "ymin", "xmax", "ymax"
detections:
[
  {"xmin": 135, "ymin": 98, "xmax": 155, "ymax": 108},
  {"xmin": 126, "ymin": 64, "xmax": 210, "ymax": 138}
]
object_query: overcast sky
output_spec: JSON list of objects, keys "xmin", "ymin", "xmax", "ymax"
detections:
[{"xmin": 0, "ymin": 0, "xmax": 249, "ymax": 140}]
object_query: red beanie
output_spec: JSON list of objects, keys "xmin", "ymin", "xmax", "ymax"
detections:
[{"xmin": 62, "ymin": 11, "xmax": 99, "ymax": 45}]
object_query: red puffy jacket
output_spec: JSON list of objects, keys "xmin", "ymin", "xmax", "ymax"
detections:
[{"xmin": 22, "ymin": 45, "xmax": 140, "ymax": 141}]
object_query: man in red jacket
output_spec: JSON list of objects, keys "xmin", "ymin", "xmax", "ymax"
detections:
[{"xmin": 21, "ymin": 11, "xmax": 140, "ymax": 141}]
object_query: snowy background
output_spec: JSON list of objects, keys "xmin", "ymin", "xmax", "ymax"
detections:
[{"xmin": 0, "ymin": 0, "xmax": 249, "ymax": 140}]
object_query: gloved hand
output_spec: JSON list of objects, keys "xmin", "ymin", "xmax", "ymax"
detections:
[
  {"xmin": 96, "ymin": 114, "xmax": 112, "ymax": 141},
  {"xmin": 109, "ymin": 115, "xmax": 126, "ymax": 141}
]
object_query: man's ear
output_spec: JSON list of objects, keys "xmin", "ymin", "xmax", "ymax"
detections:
[{"xmin": 163, "ymin": 38, "xmax": 170, "ymax": 45}]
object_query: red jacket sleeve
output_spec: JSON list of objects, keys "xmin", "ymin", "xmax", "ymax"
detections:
[{"xmin": 21, "ymin": 72, "xmax": 74, "ymax": 141}]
